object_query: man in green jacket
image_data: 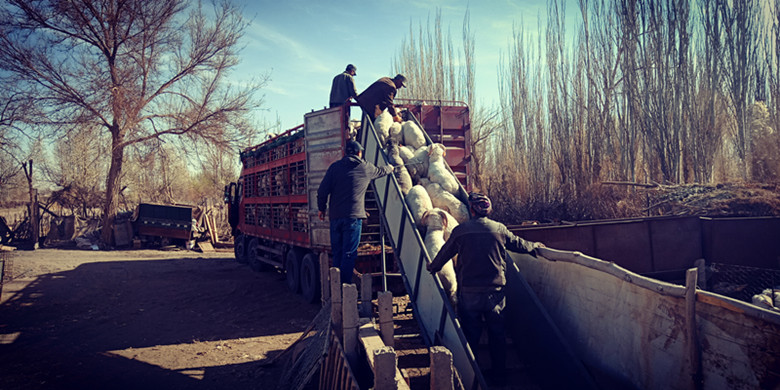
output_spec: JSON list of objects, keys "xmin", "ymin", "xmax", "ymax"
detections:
[{"xmin": 427, "ymin": 192, "xmax": 547, "ymax": 383}]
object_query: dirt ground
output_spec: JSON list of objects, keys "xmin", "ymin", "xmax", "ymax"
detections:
[{"xmin": 0, "ymin": 248, "xmax": 320, "ymax": 390}]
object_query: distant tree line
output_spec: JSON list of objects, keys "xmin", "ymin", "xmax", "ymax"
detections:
[{"xmin": 393, "ymin": 1, "xmax": 780, "ymax": 221}]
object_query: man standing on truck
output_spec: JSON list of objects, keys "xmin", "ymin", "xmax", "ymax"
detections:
[
  {"xmin": 329, "ymin": 64, "xmax": 358, "ymax": 108},
  {"xmin": 426, "ymin": 192, "xmax": 547, "ymax": 385},
  {"xmin": 317, "ymin": 140, "xmax": 393, "ymax": 284},
  {"xmin": 356, "ymin": 74, "xmax": 407, "ymax": 122}
]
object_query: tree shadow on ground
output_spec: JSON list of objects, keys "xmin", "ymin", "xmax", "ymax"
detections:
[{"xmin": 0, "ymin": 257, "xmax": 319, "ymax": 389}]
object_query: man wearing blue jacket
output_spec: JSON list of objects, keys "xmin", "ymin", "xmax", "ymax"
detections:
[{"xmin": 317, "ymin": 140, "xmax": 393, "ymax": 283}]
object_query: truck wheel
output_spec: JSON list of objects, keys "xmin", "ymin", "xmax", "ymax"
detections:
[
  {"xmin": 247, "ymin": 238, "xmax": 271, "ymax": 272},
  {"xmin": 300, "ymin": 253, "xmax": 320, "ymax": 304},
  {"xmin": 234, "ymin": 234, "xmax": 248, "ymax": 264},
  {"xmin": 285, "ymin": 249, "xmax": 302, "ymax": 293}
]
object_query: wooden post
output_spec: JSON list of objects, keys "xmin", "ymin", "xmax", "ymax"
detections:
[
  {"xmin": 361, "ymin": 273, "xmax": 373, "ymax": 317},
  {"xmin": 320, "ymin": 253, "xmax": 330, "ymax": 305},
  {"xmin": 378, "ymin": 291, "xmax": 394, "ymax": 347},
  {"xmin": 23, "ymin": 160, "xmax": 38, "ymax": 249},
  {"xmin": 330, "ymin": 267, "xmax": 342, "ymax": 337},
  {"xmin": 342, "ymin": 283, "xmax": 359, "ymax": 367},
  {"xmin": 694, "ymin": 259, "xmax": 707, "ymax": 290},
  {"xmin": 429, "ymin": 346, "xmax": 454, "ymax": 390},
  {"xmin": 686, "ymin": 268, "xmax": 703, "ymax": 390},
  {"xmin": 374, "ymin": 346, "xmax": 398, "ymax": 390}
]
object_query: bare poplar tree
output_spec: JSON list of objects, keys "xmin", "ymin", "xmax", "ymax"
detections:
[
  {"xmin": 766, "ymin": 0, "xmax": 780, "ymax": 134},
  {"xmin": 0, "ymin": 0, "xmax": 259, "ymax": 244},
  {"xmin": 719, "ymin": 0, "xmax": 760, "ymax": 179},
  {"xmin": 394, "ymin": 9, "xmax": 466, "ymax": 103},
  {"xmin": 497, "ymin": 24, "xmax": 532, "ymax": 194},
  {"xmin": 546, "ymin": 1, "xmax": 576, "ymax": 196},
  {"xmin": 690, "ymin": 0, "xmax": 726, "ymax": 182}
]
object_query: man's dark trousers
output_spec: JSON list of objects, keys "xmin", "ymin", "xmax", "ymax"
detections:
[
  {"xmin": 458, "ymin": 290, "xmax": 507, "ymax": 372},
  {"xmin": 330, "ymin": 217, "xmax": 362, "ymax": 284}
]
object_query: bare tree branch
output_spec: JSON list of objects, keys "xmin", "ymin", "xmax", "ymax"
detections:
[{"xmin": 0, "ymin": 0, "xmax": 261, "ymax": 244}]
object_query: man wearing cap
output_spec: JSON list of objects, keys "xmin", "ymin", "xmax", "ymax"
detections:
[
  {"xmin": 317, "ymin": 140, "xmax": 394, "ymax": 283},
  {"xmin": 427, "ymin": 192, "xmax": 547, "ymax": 383},
  {"xmin": 356, "ymin": 74, "xmax": 407, "ymax": 123},
  {"xmin": 330, "ymin": 64, "xmax": 359, "ymax": 108}
]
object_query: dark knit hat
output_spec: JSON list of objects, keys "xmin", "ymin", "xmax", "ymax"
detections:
[
  {"xmin": 468, "ymin": 192, "xmax": 492, "ymax": 216},
  {"xmin": 345, "ymin": 140, "xmax": 364, "ymax": 156},
  {"xmin": 393, "ymin": 74, "xmax": 407, "ymax": 88}
]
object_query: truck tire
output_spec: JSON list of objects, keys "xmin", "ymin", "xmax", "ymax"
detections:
[
  {"xmin": 285, "ymin": 249, "xmax": 301, "ymax": 293},
  {"xmin": 300, "ymin": 253, "xmax": 320, "ymax": 304},
  {"xmin": 234, "ymin": 234, "xmax": 248, "ymax": 264},
  {"xmin": 247, "ymin": 238, "xmax": 271, "ymax": 272}
]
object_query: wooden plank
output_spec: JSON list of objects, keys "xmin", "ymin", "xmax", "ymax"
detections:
[
  {"xmin": 697, "ymin": 293, "xmax": 745, "ymax": 314},
  {"xmin": 686, "ymin": 269, "xmax": 703, "ymax": 390},
  {"xmin": 359, "ymin": 322, "xmax": 409, "ymax": 390},
  {"xmin": 198, "ymin": 241, "xmax": 215, "ymax": 253},
  {"xmin": 208, "ymin": 215, "xmax": 219, "ymax": 244}
]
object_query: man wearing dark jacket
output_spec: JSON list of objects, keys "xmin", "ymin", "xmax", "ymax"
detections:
[
  {"xmin": 427, "ymin": 192, "xmax": 547, "ymax": 382},
  {"xmin": 330, "ymin": 64, "xmax": 358, "ymax": 108},
  {"xmin": 317, "ymin": 140, "xmax": 393, "ymax": 283},
  {"xmin": 356, "ymin": 74, "xmax": 407, "ymax": 122}
]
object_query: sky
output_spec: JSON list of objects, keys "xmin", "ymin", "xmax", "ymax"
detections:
[{"xmin": 233, "ymin": 0, "xmax": 577, "ymax": 131}]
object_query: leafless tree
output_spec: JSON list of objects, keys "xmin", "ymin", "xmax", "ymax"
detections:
[
  {"xmin": 0, "ymin": 91, "xmax": 37, "ymax": 204},
  {"xmin": 42, "ymin": 125, "xmax": 108, "ymax": 216},
  {"xmin": 392, "ymin": 7, "xmax": 498, "ymax": 189},
  {"xmin": 719, "ymin": 0, "xmax": 760, "ymax": 179},
  {"xmin": 121, "ymin": 140, "xmax": 191, "ymax": 206},
  {"xmin": 393, "ymin": 9, "xmax": 469, "ymax": 104},
  {"xmin": 749, "ymin": 101, "xmax": 780, "ymax": 181},
  {"xmin": 0, "ymin": 0, "xmax": 260, "ymax": 245},
  {"xmin": 766, "ymin": 0, "xmax": 780, "ymax": 140}
]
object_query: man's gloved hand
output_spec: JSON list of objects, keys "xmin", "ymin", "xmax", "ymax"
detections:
[{"xmin": 426, "ymin": 262, "xmax": 434, "ymax": 273}]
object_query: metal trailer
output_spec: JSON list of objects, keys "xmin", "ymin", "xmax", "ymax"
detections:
[{"xmin": 134, "ymin": 203, "xmax": 194, "ymax": 241}]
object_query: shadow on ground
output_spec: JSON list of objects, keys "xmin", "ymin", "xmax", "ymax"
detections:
[{"xmin": 0, "ymin": 256, "xmax": 320, "ymax": 389}]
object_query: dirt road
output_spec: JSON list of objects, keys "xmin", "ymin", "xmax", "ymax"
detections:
[{"xmin": 0, "ymin": 248, "xmax": 320, "ymax": 390}]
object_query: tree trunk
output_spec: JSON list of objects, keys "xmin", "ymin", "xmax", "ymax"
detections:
[
  {"xmin": 24, "ymin": 160, "xmax": 38, "ymax": 249},
  {"xmin": 101, "ymin": 130, "xmax": 125, "ymax": 246}
]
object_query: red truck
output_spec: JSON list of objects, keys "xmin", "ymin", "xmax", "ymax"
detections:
[{"xmin": 224, "ymin": 101, "xmax": 471, "ymax": 302}]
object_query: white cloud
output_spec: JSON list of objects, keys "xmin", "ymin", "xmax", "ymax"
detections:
[{"xmin": 245, "ymin": 21, "xmax": 329, "ymax": 74}]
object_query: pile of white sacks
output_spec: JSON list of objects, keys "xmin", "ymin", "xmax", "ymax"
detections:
[{"xmin": 374, "ymin": 110, "xmax": 468, "ymax": 304}]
